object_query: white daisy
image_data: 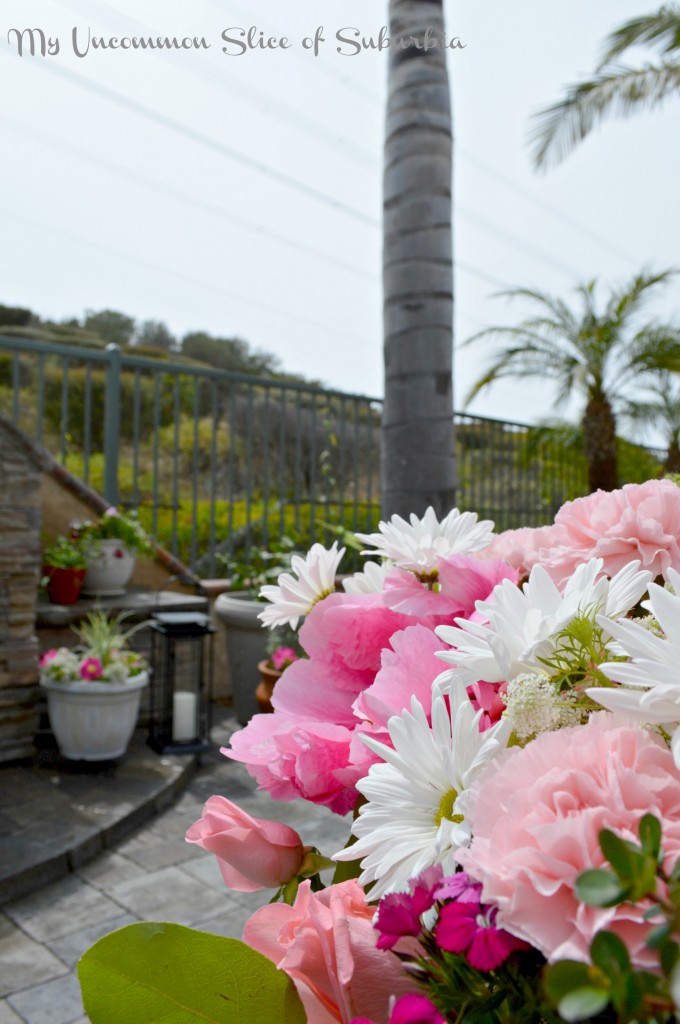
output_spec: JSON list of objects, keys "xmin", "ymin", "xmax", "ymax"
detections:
[
  {"xmin": 355, "ymin": 506, "xmax": 494, "ymax": 574},
  {"xmin": 258, "ymin": 542, "xmax": 345, "ymax": 629},
  {"xmin": 588, "ymin": 567, "xmax": 680, "ymax": 766},
  {"xmin": 342, "ymin": 560, "xmax": 391, "ymax": 594},
  {"xmin": 333, "ymin": 690, "xmax": 510, "ymax": 899},
  {"xmin": 435, "ymin": 558, "xmax": 652, "ymax": 684}
]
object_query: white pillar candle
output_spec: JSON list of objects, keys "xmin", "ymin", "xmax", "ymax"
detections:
[{"xmin": 172, "ymin": 691, "xmax": 197, "ymax": 743}]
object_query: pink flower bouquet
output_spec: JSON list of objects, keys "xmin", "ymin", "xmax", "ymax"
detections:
[{"xmin": 79, "ymin": 482, "xmax": 680, "ymax": 1023}]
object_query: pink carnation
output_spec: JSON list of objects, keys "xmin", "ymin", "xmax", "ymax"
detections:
[
  {"xmin": 244, "ymin": 880, "xmax": 414, "ymax": 1024},
  {"xmin": 458, "ymin": 715, "xmax": 680, "ymax": 966},
  {"xmin": 543, "ymin": 480, "xmax": 680, "ymax": 585},
  {"xmin": 481, "ymin": 525, "xmax": 558, "ymax": 579}
]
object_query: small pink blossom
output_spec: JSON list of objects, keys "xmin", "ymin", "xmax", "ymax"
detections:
[
  {"xmin": 458, "ymin": 714, "xmax": 680, "ymax": 966},
  {"xmin": 271, "ymin": 646, "xmax": 299, "ymax": 671},
  {"xmin": 375, "ymin": 866, "xmax": 443, "ymax": 951},
  {"xmin": 435, "ymin": 899, "xmax": 528, "ymax": 971},
  {"xmin": 185, "ymin": 795, "xmax": 305, "ymax": 892},
  {"xmin": 39, "ymin": 649, "xmax": 59, "ymax": 667},
  {"xmin": 350, "ymin": 995, "xmax": 446, "ymax": 1024},
  {"xmin": 79, "ymin": 657, "xmax": 103, "ymax": 680},
  {"xmin": 245, "ymin": 880, "xmax": 415, "ymax": 1024}
]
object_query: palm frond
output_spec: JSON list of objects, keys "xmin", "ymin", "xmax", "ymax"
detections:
[
  {"xmin": 530, "ymin": 61, "xmax": 680, "ymax": 170},
  {"xmin": 600, "ymin": 5, "xmax": 680, "ymax": 66},
  {"xmin": 606, "ymin": 268, "xmax": 678, "ymax": 322}
]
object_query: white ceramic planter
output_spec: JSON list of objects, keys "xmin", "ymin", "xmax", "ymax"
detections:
[
  {"xmin": 40, "ymin": 671, "xmax": 149, "ymax": 760},
  {"xmin": 82, "ymin": 540, "xmax": 135, "ymax": 596},
  {"xmin": 214, "ymin": 592, "xmax": 268, "ymax": 724}
]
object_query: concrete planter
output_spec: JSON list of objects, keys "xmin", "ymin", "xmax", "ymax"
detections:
[
  {"xmin": 214, "ymin": 592, "xmax": 268, "ymax": 725},
  {"xmin": 40, "ymin": 671, "xmax": 149, "ymax": 760}
]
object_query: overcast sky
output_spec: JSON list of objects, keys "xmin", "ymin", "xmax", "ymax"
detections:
[{"xmin": 0, "ymin": 0, "xmax": 678, "ymax": 438}]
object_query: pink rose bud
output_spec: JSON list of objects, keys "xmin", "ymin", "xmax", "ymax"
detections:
[{"xmin": 185, "ymin": 795, "xmax": 305, "ymax": 892}]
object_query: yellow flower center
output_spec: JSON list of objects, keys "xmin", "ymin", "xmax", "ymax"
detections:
[{"xmin": 436, "ymin": 787, "xmax": 464, "ymax": 826}]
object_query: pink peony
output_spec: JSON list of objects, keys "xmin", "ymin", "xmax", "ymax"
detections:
[
  {"xmin": 244, "ymin": 880, "xmax": 415, "ymax": 1024},
  {"xmin": 226, "ymin": 714, "xmax": 360, "ymax": 815},
  {"xmin": 185, "ymin": 795, "xmax": 305, "ymax": 892},
  {"xmin": 458, "ymin": 714, "xmax": 680, "ymax": 966},
  {"xmin": 543, "ymin": 480, "xmax": 680, "ymax": 585},
  {"xmin": 79, "ymin": 657, "xmax": 103, "ymax": 680},
  {"xmin": 380, "ymin": 556, "xmax": 517, "ymax": 619},
  {"xmin": 354, "ymin": 625, "xmax": 448, "ymax": 735}
]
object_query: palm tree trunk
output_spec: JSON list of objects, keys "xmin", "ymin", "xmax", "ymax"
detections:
[
  {"xmin": 583, "ymin": 393, "xmax": 618, "ymax": 491},
  {"xmin": 382, "ymin": 0, "xmax": 456, "ymax": 518},
  {"xmin": 664, "ymin": 434, "xmax": 680, "ymax": 474}
]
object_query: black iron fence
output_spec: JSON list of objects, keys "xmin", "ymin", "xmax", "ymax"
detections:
[{"xmin": 0, "ymin": 335, "xmax": 664, "ymax": 574}]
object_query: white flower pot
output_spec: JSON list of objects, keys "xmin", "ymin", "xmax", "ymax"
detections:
[
  {"xmin": 82, "ymin": 540, "xmax": 135, "ymax": 596},
  {"xmin": 40, "ymin": 671, "xmax": 149, "ymax": 760}
]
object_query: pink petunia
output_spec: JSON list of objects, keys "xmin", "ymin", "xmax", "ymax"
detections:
[
  {"xmin": 458, "ymin": 714, "xmax": 680, "ymax": 966},
  {"xmin": 79, "ymin": 657, "xmax": 103, "ymax": 680}
]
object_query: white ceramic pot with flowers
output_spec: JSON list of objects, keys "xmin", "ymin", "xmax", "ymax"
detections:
[
  {"xmin": 75, "ymin": 507, "xmax": 153, "ymax": 597},
  {"xmin": 39, "ymin": 611, "xmax": 149, "ymax": 761}
]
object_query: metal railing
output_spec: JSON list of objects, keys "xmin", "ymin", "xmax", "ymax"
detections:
[{"xmin": 0, "ymin": 334, "xmax": 663, "ymax": 574}]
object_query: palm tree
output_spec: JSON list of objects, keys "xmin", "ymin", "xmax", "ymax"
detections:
[
  {"xmin": 464, "ymin": 270, "xmax": 680, "ymax": 491},
  {"xmin": 382, "ymin": 0, "xmax": 456, "ymax": 517},
  {"xmin": 531, "ymin": 4, "xmax": 680, "ymax": 169},
  {"xmin": 623, "ymin": 371, "xmax": 680, "ymax": 472}
]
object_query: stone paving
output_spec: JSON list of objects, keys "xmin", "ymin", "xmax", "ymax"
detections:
[{"xmin": 0, "ymin": 715, "xmax": 351, "ymax": 1024}]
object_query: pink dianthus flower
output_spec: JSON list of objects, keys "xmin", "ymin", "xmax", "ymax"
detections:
[{"xmin": 79, "ymin": 657, "xmax": 103, "ymax": 680}]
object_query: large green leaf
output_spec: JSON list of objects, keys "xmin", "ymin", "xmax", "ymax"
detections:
[{"xmin": 78, "ymin": 922, "xmax": 306, "ymax": 1024}]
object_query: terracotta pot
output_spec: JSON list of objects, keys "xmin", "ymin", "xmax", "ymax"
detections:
[
  {"xmin": 43, "ymin": 566, "xmax": 86, "ymax": 605},
  {"xmin": 255, "ymin": 660, "xmax": 282, "ymax": 714}
]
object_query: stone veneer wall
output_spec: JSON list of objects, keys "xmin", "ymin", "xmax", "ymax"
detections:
[{"xmin": 0, "ymin": 418, "xmax": 44, "ymax": 762}]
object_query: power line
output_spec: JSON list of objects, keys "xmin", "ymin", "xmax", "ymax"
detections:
[
  {"xmin": 0, "ymin": 115, "xmax": 379, "ymax": 285},
  {"xmin": 0, "ymin": 205, "xmax": 375, "ymax": 353},
  {"xmin": 0, "ymin": 52, "xmax": 381, "ymax": 230}
]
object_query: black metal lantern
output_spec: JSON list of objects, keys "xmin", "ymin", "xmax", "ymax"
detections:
[{"xmin": 148, "ymin": 612, "xmax": 215, "ymax": 755}]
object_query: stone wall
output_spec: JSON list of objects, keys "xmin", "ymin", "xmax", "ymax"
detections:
[{"xmin": 0, "ymin": 419, "xmax": 44, "ymax": 762}]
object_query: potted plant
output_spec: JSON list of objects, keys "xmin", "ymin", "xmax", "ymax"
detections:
[
  {"xmin": 214, "ymin": 539, "xmax": 301, "ymax": 724},
  {"xmin": 74, "ymin": 507, "xmax": 153, "ymax": 596},
  {"xmin": 39, "ymin": 610, "xmax": 149, "ymax": 760},
  {"xmin": 42, "ymin": 535, "xmax": 88, "ymax": 605},
  {"xmin": 256, "ymin": 631, "xmax": 302, "ymax": 714}
]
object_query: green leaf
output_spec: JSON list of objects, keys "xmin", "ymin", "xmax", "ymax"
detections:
[
  {"xmin": 78, "ymin": 922, "xmax": 306, "ymax": 1024},
  {"xmin": 590, "ymin": 930, "xmax": 630, "ymax": 974},
  {"xmin": 599, "ymin": 828, "xmax": 640, "ymax": 880},
  {"xmin": 638, "ymin": 813, "xmax": 662, "ymax": 859},
  {"xmin": 544, "ymin": 960, "xmax": 593, "ymax": 1002},
  {"xmin": 574, "ymin": 868, "xmax": 626, "ymax": 907},
  {"xmin": 670, "ymin": 958, "xmax": 680, "ymax": 1010},
  {"xmin": 558, "ymin": 987, "xmax": 610, "ymax": 1022}
]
